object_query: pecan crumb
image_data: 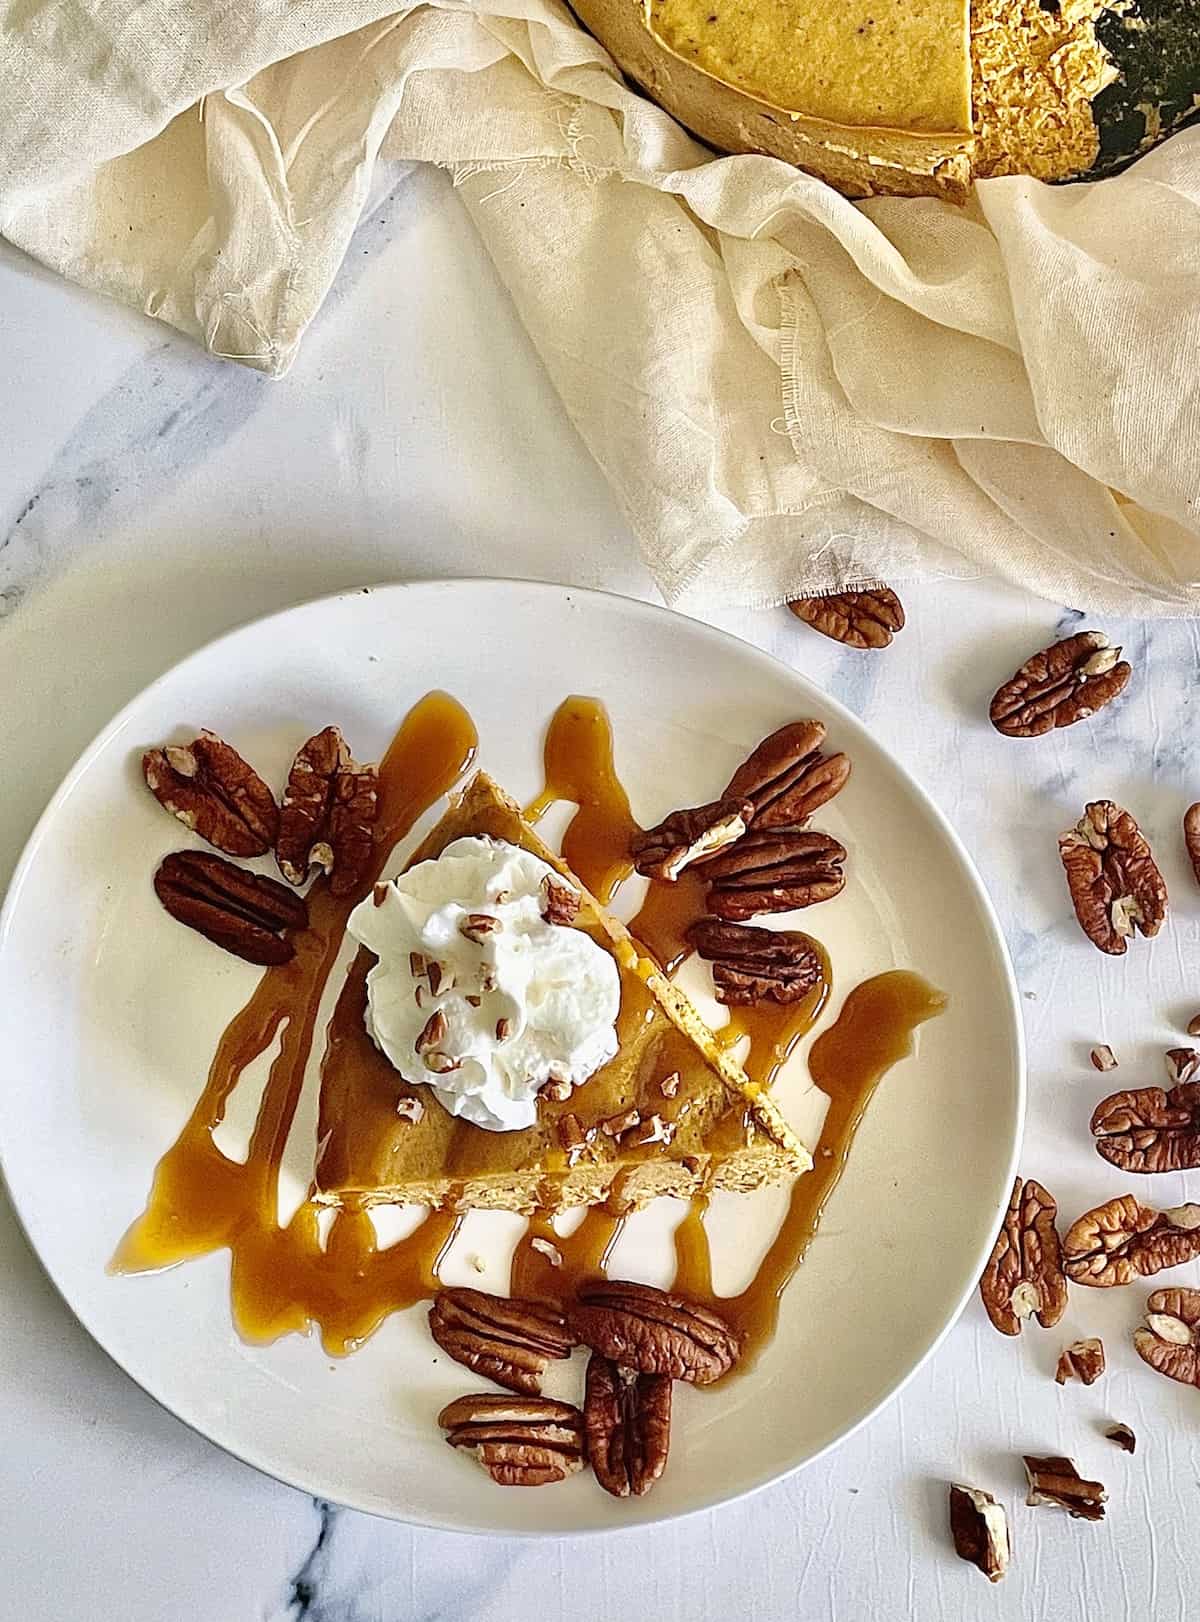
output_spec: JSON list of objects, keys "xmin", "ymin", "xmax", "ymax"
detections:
[
  {"xmin": 659, "ymin": 1070, "xmax": 681, "ymax": 1099},
  {"xmin": 424, "ymin": 1050, "xmax": 460, "ymax": 1075},
  {"xmin": 460, "ymin": 912, "xmax": 501, "ymax": 942},
  {"xmin": 948, "ymin": 1484, "xmax": 1009, "ymax": 1583},
  {"xmin": 1090, "ymin": 1044, "xmax": 1118, "ymax": 1072},
  {"xmin": 415, "ymin": 1009, "xmax": 447, "ymax": 1054},
  {"xmin": 542, "ymin": 1077, "xmax": 573, "ymax": 1103},
  {"xmin": 395, "ymin": 1096, "xmax": 425, "ymax": 1124},
  {"xmin": 601, "ymin": 1108, "xmax": 641, "ymax": 1137},
  {"xmin": 1187, "ymin": 1014, "xmax": 1200, "ymax": 1039},
  {"xmin": 530, "ymin": 1236, "xmax": 563, "ymax": 1268},
  {"xmin": 495, "ymin": 1017, "xmax": 513, "ymax": 1041},
  {"xmin": 372, "ymin": 883, "xmax": 389, "ymax": 907},
  {"xmin": 409, "ymin": 951, "xmax": 425, "ymax": 978},
  {"xmin": 1023, "ymin": 1455, "xmax": 1106, "ymax": 1521},
  {"xmin": 1105, "ymin": 1424, "xmax": 1136, "ymax": 1454},
  {"xmin": 541, "ymin": 877, "xmax": 580, "ymax": 926},
  {"xmin": 1165, "ymin": 1047, "xmax": 1200, "ymax": 1084},
  {"xmin": 1055, "ymin": 1337, "xmax": 1105, "ymax": 1386}
]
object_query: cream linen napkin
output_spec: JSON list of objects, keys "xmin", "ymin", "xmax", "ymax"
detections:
[{"xmin": 3, "ymin": 0, "xmax": 1199, "ymax": 613}]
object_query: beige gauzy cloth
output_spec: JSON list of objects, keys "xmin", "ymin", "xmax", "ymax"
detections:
[{"xmin": 3, "ymin": 1, "xmax": 1200, "ymax": 614}]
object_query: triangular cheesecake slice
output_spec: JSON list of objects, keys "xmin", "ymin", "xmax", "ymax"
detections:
[{"xmin": 314, "ymin": 772, "xmax": 809, "ymax": 1213}]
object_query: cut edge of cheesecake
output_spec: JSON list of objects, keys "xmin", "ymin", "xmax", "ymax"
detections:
[{"xmin": 313, "ymin": 770, "xmax": 811, "ymax": 1214}]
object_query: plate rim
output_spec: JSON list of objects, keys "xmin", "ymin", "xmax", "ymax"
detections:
[{"xmin": 0, "ymin": 577, "xmax": 1025, "ymax": 1535}]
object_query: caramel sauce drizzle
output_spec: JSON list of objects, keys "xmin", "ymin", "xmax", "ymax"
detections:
[
  {"xmin": 672, "ymin": 970, "xmax": 947, "ymax": 1374},
  {"xmin": 111, "ymin": 693, "xmax": 478, "ymax": 1354},
  {"xmin": 113, "ymin": 687, "xmax": 944, "ymax": 1378}
]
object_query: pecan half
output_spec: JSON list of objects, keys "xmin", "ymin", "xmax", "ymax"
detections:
[
  {"xmin": 989, "ymin": 632, "xmax": 1131, "ymax": 738},
  {"xmin": 437, "ymin": 1394, "xmax": 586, "ymax": 1486},
  {"xmin": 788, "ymin": 587, "xmax": 905, "ymax": 649},
  {"xmin": 1091, "ymin": 1083, "xmax": 1200, "ymax": 1174},
  {"xmin": 143, "ymin": 731, "xmax": 278, "ymax": 856},
  {"xmin": 704, "ymin": 829, "xmax": 845, "ymax": 919},
  {"xmin": 1023, "ymin": 1456, "xmax": 1106, "ymax": 1522},
  {"xmin": 948, "ymin": 1485, "xmax": 1010, "ymax": 1583},
  {"xmin": 429, "ymin": 1289, "xmax": 575, "ymax": 1397},
  {"xmin": 1063, "ymin": 1194, "xmax": 1200, "ymax": 1286},
  {"xmin": 630, "ymin": 797, "xmax": 753, "ymax": 881},
  {"xmin": 570, "ymin": 1280, "xmax": 738, "ymax": 1385},
  {"xmin": 153, "ymin": 850, "xmax": 308, "ymax": 965},
  {"xmin": 1185, "ymin": 802, "xmax": 1200, "ymax": 887},
  {"xmin": 1133, "ymin": 1287, "xmax": 1200, "ymax": 1388},
  {"xmin": 686, "ymin": 918, "xmax": 824, "ymax": 1006},
  {"xmin": 1055, "ymin": 1337, "xmax": 1105, "ymax": 1386},
  {"xmin": 1058, "ymin": 801, "xmax": 1167, "ymax": 955},
  {"xmin": 276, "ymin": 726, "xmax": 379, "ymax": 895},
  {"xmin": 722, "ymin": 721, "xmax": 850, "ymax": 831},
  {"xmin": 978, "ymin": 1177, "xmax": 1067, "ymax": 1336},
  {"xmin": 584, "ymin": 1353, "xmax": 672, "ymax": 1498},
  {"xmin": 541, "ymin": 876, "xmax": 580, "ymax": 926}
]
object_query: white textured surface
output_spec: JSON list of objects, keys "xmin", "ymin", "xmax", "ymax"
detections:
[{"xmin": 1, "ymin": 165, "xmax": 1198, "ymax": 1620}]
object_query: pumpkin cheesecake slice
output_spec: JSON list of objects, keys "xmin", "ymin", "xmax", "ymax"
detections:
[{"xmin": 313, "ymin": 771, "xmax": 809, "ymax": 1213}]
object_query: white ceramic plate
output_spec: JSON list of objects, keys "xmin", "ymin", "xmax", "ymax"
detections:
[{"xmin": 0, "ymin": 581, "xmax": 1022, "ymax": 1534}]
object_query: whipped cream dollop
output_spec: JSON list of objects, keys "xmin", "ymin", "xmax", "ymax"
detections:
[{"xmin": 346, "ymin": 836, "xmax": 621, "ymax": 1131}]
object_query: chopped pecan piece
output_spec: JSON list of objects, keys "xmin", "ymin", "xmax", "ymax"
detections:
[
  {"xmin": 1089, "ymin": 1044, "xmax": 1118, "ymax": 1073},
  {"xmin": 1133, "ymin": 1287, "xmax": 1200, "ymax": 1388},
  {"xmin": 989, "ymin": 632, "xmax": 1131, "ymax": 738},
  {"xmin": 978, "ymin": 1177, "xmax": 1067, "ymax": 1335},
  {"xmin": 1055, "ymin": 1338, "xmax": 1105, "ymax": 1386},
  {"xmin": 630, "ymin": 797, "xmax": 754, "ymax": 881},
  {"xmin": 1184, "ymin": 802, "xmax": 1200, "ymax": 887},
  {"xmin": 143, "ymin": 731, "xmax": 278, "ymax": 857},
  {"xmin": 686, "ymin": 917, "xmax": 824, "ymax": 1006},
  {"xmin": 1091, "ymin": 1082, "xmax": 1200, "ymax": 1174},
  {"xmin": 1058, "ymin": 800, "xmax": 1167, "ymax": 955},
  {"xmin": 584, "ymin": 1352, "xmax": 672, "ymax": 1499},
  {"xmin": 569, "ymin": 1279, "xmax": 738, "ymax": 1385},
  {"xmin": 428, "ymin": 1288, "xmax": 575, "ymax": 1397},
  {"xmin": 948, "ymin": 1484, "xmax": 1010, "ymax": 1583},
  {"xmin": 722, "ymin": 721, "xmax": 850, "ymax": 831},
  {"xmin": 437, "ymin": 1394, "xmax": 585, "ymax": 1486},
  {"xmin": 460, "ymin": 912, "xmax": 501, "ymax": 942},
  {"xmin": 540, "ymin": 876, "xmax": 580, "ymax": 926},
  {"xmin": 704, "ymin": 828, "xmax": 845, "ymax": 919},
  {"xmin": 788, "ymin": 587, "xmax": 905, "ymax": 649},
  {"xmin": 153, "ymin": 850, "xmax": 308, "ymax": 965},
  {"xmin": 1188, "ymin": 1014, "xmax": 1200, "ymax": 1039},
  {"xmin": 1105, "ymin": 1424, "xmax": 1136, "ymax": 1453},
  {"xmin": 276, "ymin": 726, "xmax": 379, "ymax": 895},
  {"xmin": 1023, "ymin": 1456, "xmax": 1106, "ymax": 1521},
  {"xmin": 1165, "ymin": 1047, "xmax": 1200, "ymax": 1084},
  {"xmin": 1063, "ymin": 1193, "xmax": 1200, "ymax": 1286}
]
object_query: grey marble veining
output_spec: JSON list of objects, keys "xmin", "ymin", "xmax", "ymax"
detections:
[{"xmin": 3, "ymin": 163, "xmax": 1200, "ymax": 1622}]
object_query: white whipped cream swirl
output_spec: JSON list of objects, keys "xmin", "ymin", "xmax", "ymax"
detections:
[{"xmin": 346, "ymin": 836, "xmax": 620, "ymax": 1131}]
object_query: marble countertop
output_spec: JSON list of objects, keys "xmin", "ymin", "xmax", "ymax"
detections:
[{"xmin": 3, "ymin": 164, "xmax": 1199, "ymax": 1622}]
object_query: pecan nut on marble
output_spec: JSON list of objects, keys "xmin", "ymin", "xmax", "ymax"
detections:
[
  {"xmin": 428, "ymin": 1288, "xmax": 575, "ymax": 1397},
  {"xmin": 722, "ymin": 721, "xmax": 850, "ymax": 832},
  {"xmin": 1090, "ymin": 1083, "xmax": 1200, "ymax": 1174},
  {"xmin": 1023, "ymin": 1456, "xmax": 1106, "ymax": 1522},
  {"xmin": 704, "ymin": 829, "xmax": 845, "ymax": 920},
  {"xmin": 948, "ymin": 1485, "xmax": 1010, "ymax": 1583},
  {"xmin": 584, "ymin": 1351, "xmax": 672, "ymax": 1498},
  {"xmin": 570, "ymin": 1280, "xmax": 738, "ymax": 1385},
  {"xmin": 989, "ymin": 632, "xmax": 1131, "ymax": 738},
  {"xmin": 788, "ymin": 587, "xmax": 905, "ymax": 650},
  {"xmin": 143, "ymin": 731, "xmax": 278, "ymax": 856},
  {"xmin": 686, "ymin": 918, "xmax": 824, "ymax": 1007},
  {"xmin": 437, "ymin": 1394, "xmax": 586, "ymax": 1487},
  {"xmin": 153, "ymin": 850, "xmax": 308, "ymax": 965},
  {"xmin": 630, "ymin": 797, "xmax": 753, "ymax": 882},
  {"xmin": 1058, "ymin": 800, "xmax": 1167, "ymax": 955},
  {"xmin": 276, "ymin": 725, "xmax": 379, "ymax": 896},
  {"xmin": 1063, "ymin": 1193, "xmax": 1200, "ymax": 1287},
  {"xmin": 1133, "ymin": 1287, "xmax": 1200, "ymax": 1389},
  {"xmin": 978, "ymin": 1176, "xmax": 1067, "ymax": 1336}
]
